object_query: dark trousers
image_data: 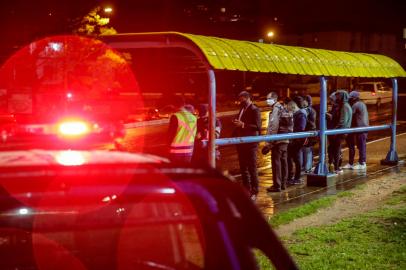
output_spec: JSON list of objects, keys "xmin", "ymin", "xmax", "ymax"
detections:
[
  {"xmin": 328, "ymin": 136, "xmax": 342, "ymax": 168},
  {"xmin": 271, "ymin": 143, "xmax": 288, "ymax": 189},
  {"xmin": 347, "ymin": 132, "xmax": 367, "ymax": 165},
  {"xmin": 237, "ymin": 143, "xmax": 259, "ymax": 195},
  {"xmin": 170, "ymin": 153, "xmax": 193, "ymax": 165},
  {"xmin": 331, "ymin": 135, "xmax": 344, "ymax": 171},
  {"xmin": 288, "ymin": 143, "xmax": 302, "ymax": 180}
]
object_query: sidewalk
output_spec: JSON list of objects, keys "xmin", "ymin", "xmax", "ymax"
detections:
[{"xmin": 255, "ymin": 132, "xmax": 406, "ymax": 217}]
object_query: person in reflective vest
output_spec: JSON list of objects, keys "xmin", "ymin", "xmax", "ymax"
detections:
[{"xmin": 167, "ymin": 96, "xmax": 197, "ymax": 164}]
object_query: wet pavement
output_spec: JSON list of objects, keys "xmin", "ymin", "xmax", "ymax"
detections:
[
  {"xmin": 254, "ymin": 132, "xmax": 406, "ymax": 218},
  {"xmin": 117, "ymin": 98, "xmax": 406, "ymax": 218}
]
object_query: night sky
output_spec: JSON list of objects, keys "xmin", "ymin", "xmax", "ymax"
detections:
[{"xmin": 1, "ymin": 0, "xmax": 405, "ymax": 57}]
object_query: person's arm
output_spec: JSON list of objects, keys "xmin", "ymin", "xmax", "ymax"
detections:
[
  {"xmin": 167, "ymin": 115, "xmax": 178, "ymax": 146},
  {"xmin": 335, "ymin": 106, "xmax": 345, "ymax": 129},
  {"xmin": 267, "ymin": 106, "xmax": 280, "ymax": 135}
]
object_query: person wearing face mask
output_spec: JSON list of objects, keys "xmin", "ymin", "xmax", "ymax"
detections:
[
  {"xmin": 233, "ymin": 91, "xmax": 262, "ymax": 201},
  {"xmin": 262, "ymin": 92, "xmax": 293, "ymax": 192}
]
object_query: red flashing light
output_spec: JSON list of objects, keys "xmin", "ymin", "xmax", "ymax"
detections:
[{"xmin": 371, "ymin": 92, "xmax": 376, "ymax": 96}]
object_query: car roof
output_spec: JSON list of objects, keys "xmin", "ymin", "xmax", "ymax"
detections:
[{"xmin": 0, "ymin": 150, "xmax": 169, "ymax": 167}]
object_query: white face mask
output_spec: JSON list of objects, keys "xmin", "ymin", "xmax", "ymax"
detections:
[{"xmin": 266, "ymin": 98, "xmax": 276, "ymax": 106}]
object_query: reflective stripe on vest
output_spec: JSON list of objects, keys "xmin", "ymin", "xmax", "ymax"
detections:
[{"xmin": 170, "ymin": 110, "xmax": 197, "ymax": 154}]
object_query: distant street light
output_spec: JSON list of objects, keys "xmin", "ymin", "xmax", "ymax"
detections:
[
  {"xmin": 266, "ymin": 31, "xmax": 276, "ymax": 44},
  {"xmin": 267, "ymin": 31, "xmax": 275, "ymax": 38},
  {"xmin": 104, "ymin": 7, "xmax": 113, "ymax": 14}
]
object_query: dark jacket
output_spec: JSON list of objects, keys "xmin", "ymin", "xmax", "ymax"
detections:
[
  {"xmin": 291, "ymin": 108, "xmax": 307, "ymax": 148},
  {"xmin": 327, "ymin": 92, "xmax": 340, "ymax": 129},
  {"xmin": 192, "ymin": 116, "xmax": 222, "ymax": 163},
  {"xmin": 304, "ymin": 95, "xmax": 317, "ymax": 130},
  {"xmin": 335, "ymin": 90, "xmax": 352, "ymax": 129},
  {"xmin": 234, "ymin": 103, "xmax": 261, "ymax": 137},
  {"xmin": 293, "ymin": 109, "xmax": 307, "ymax": 133}
]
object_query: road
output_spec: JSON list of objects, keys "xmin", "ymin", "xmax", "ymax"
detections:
[{"xmin": 121, "ymin": 97, "xmax": 406, "ymax": 175}]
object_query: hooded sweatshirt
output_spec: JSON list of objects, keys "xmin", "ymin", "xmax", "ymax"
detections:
[
  {"xmin": 304, "ymin": 95, "xmax": 317, "ymax": 130},
  {"xmin": 335, "ymin": 90, "xmax": 352, "ymax": 129},
  {"xmin": 327, "ymin": 92, "xmax": 339, "ymax": 129},
  {"xmin": 350, "ymin": 98, "xmax": 369, "ymax": 127}
]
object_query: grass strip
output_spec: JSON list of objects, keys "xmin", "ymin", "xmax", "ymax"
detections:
[
  {"xmin": 258, "ymin": 186, "xmax": 406, "ymax": 270},
  {"xmin": 269, "ymin": 190, "xmax": 353, "ymax": 228}
]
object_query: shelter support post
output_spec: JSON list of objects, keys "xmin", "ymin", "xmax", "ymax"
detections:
[
  {"xmin": 307, "ymin": 76, "xmax": 334, "ymax": 186},
  {"xmin": 208, "ymin": 69, "xmax": 217, "ymax": 168},
  {"xmin": 381, "ymin": 78, "xmax": 399, "ymax": 165}
]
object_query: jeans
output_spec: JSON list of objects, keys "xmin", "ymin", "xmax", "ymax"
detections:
[
  {"xmin": 347, "ymin": 132, "xmax": 367, "ymax": 165},
  {"xmin": 237, "ymin": 143, "xmax": 259, "ymax": 195},
  {"xmin": 271, "ymin": 143, "xmax": 288, "ymax": 189},
  {"xmin": 302, "ymin": 146, "xmax": 313, "ymax": 172}
]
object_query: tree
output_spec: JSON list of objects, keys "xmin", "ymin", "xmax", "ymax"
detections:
[{"xmin": 74, "ymin": 7, "xmax": 117, "ymax": 37}]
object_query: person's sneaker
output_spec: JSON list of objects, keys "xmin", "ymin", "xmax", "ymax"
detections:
[
  {"xmin": 250, "ymin": 194, "xmax": 257, "ymax": 201},
  {"xmin": 328, "ymin": 163, "xmax": 335, "ymax": 173},
  {"xmin": 293, "ymin": 179, "xmax": 303, "ymax": 185},
  {"xmin": 287, "ymin": 179, "xmax": 295, "ymax": 185},
  {"xmin": 342, "ymin": 163, "xmax": 353, "ymax": 170},
  {"xmin": 352, "ymin": 163, "xmax": 367, "ymax": 170},
  {"xmin": 335, "ymin": 169, "xmax": 344, "ymax": 174},
  {"xmin": 266, "ymin": 186, "xmax": 281, "ymax": 192}
]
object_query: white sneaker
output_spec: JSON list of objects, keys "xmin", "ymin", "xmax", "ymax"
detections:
[
  {"xmin": 352, "ymin": 163, "xmax": 367, "ymax": 170},
  {"xmin": 335, "ymin": 169, "xmax": 344, "ymax": 174},
  {"xmin": 342, "ymin": 163, "xmax": 353, "ymax": 170}
]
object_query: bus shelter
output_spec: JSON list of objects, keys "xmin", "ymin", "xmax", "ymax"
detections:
[{"xmin": 103, "ymin": 32, "xmax": 406, "ymax": 184}]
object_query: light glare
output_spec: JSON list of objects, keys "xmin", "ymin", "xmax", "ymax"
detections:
[
  {"xmin": 19, "ymin": 208, "xmax": 29, "ymax": 215},
  {"xmin": 58, "ymin": 121, "xmax": 89, "ymax": 136},
  {"xmin": 56, "ymin": 151, "xmax": 86, "ymax": 166}
]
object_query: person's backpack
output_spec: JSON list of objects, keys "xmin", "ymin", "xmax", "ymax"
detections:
[{"xmin": 278, "ymin": 106, "xmax": 293, "ymax": 134}]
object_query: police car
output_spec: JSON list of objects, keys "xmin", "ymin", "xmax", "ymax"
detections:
[{"xmin": 0, "ymin": 149, "xmax": 297, "ymax": 270}]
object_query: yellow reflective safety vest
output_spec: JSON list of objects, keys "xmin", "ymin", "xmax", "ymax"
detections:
[{"xmin": 170, "ymin": 110, "xmax": 197, "ymax": 155}]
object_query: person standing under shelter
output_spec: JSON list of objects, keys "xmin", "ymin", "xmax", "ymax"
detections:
[
  {"xmin": 342, "ymin": 90, "xmax": 369, "ymax": 170},
  {"xmin": 302, "ymin": 95, "xmax": 317, "ymax": 173},
  {"xmin": 330, "ymin": 90, "xmax": 352, "ymax": 174},
  {"xmin": 233, "ymin": 91, "xmax": 261, "ymax": 201},
  {"xmin": 192, "ymin": 104, "xmax": 222, "ymax": 165},
  {"xmin": 167, "ymin": 96, "xmax": 197, "ymax": 164},
  {"xmin": 263, "ymin": 92, "xmax": 293, "ymax": 192},
  {"xmin": 287, "ymin": 99, "xmax": 307, "ymax": 185}
]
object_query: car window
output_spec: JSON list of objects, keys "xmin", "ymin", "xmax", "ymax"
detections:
[{"xmin": 356, "ymin": 84, "xmax": 374, "ymax": 92}]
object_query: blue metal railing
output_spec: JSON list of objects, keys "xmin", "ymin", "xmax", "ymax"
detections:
[
  {"xmin": 212, "ymin": 125, "xmax": 392, "ymax": 147},
  {"xmin": 206, "ymin": 77, "xmax": 399, "ymax": 175}
]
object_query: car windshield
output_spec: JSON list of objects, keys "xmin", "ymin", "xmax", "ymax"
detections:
[{"xmin": 356, "ymin": 84, "xmax": 375, "ymax": 92}]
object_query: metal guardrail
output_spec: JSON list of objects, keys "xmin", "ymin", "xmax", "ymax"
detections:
[{"xmin": 203, "ymin": 125, "xmax": 391, "ymax": 147}]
